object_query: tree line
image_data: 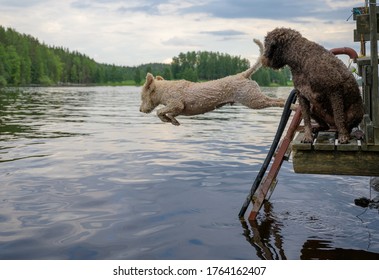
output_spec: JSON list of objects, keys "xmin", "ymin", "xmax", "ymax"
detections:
[
  {"xmin": 0, "ymin": 26, "xmax": 291, "ymax": 87},
  {"xmin": 170, "ymin": 50, "xmax": 291, "ymax": 86}
]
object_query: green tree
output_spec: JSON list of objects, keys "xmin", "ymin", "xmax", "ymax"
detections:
[
  {"xmin": 70, "ymin": 63, "xmax": 79, "ymax": 83},
  {"xmin": 5, "ymin": 45, "xmax": 21, "ymax": 85},
  {"xmin": 181, "ymin": 68, "xmax": 197, "ymax": 82},
  {"xmin": 252, "ymin": 68, "xmax": 271, "ymax": 86},
  {"xmin": 134, "ymin": 68, "xmax": 141, "ymax": 85},
  {"xmin": 146, "ymin": 66, "xmax": 152, "ymax": 76},
  {"xmin": 30, "ymin": 44, "xmax": 44, "ymax": 84},
  {"xmin": 0, "ymin": 44, "xmax": 7, "ymax": 85},
  {"xmin": 162, "ymin": 67, "xmax": 172, "ymax": 80},
  {"xmin": 0, "ymin": 25, "xmax": 291, "ymax": 86}
]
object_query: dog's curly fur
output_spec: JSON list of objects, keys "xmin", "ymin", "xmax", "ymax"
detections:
[
  {"xmin": 262, "ymin": 27, "xmax": 364, "ymax": 143},
  {"xmin": 139, "ymin": 39, "xmax": 290, "ymax": 126}
]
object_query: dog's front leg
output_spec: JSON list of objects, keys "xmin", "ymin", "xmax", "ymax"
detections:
[
  {"xmin": 330, "ymin": 95, "xmax": 349, "ymax": 144},
  {"xmin": 298, "ymin": 94, "xmax": 313, "ymax": 143},
  {"xmin": 157, "ymin": 101, "xmax": 184, "ymax": 126}
]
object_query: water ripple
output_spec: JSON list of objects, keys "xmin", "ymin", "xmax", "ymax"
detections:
[{"xmin": 1, "ymin": 86, "xmax": 378, "ymax": 259}]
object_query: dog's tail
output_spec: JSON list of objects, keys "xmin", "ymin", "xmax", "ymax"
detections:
[{"xmin": 242, "ymin": 38, "xmax": 264, "ymax": 78}]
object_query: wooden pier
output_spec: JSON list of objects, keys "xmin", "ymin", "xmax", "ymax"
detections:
[
  {"xmin": 240, "ymin": 1, "xmax": 379, "ymax": 221},
  {"xmin": 292, "ymin": 131, "xmax": 379, "ymax": 176},
  {"xmin": 293, "ymin": 1, "xmax": 379, "ymax": 177}
]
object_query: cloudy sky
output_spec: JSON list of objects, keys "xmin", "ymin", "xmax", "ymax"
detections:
[{"xmin": 0, "ymin": 0, "xmax": 365, "ymax": 66}]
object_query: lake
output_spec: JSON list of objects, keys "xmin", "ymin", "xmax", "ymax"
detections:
[{"xmin": 0, "ymin": 86, "xmax": 379, "ymax": 260}]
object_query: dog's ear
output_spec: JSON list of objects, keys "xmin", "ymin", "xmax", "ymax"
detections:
[
  {"xmin": 264, "ymin": 39, "xmax": 277, "ymax": 59},
  {"xmin": 144, "ymin": 73, "xmax": 156, "ymax": 92},
  {"xmin": 264, "ymin": 28, "xmax": 299, "ymax": 68},
  {"xmin": 156, "ymin": 76, "xmax": 164, "ymax": 81}
]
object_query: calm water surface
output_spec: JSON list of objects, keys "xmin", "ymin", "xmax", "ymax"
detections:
[{"xmin": 0, "ymin": 86, "xmax": 378, "ymax": 260}]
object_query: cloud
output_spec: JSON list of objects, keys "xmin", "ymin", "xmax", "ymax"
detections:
[
  {"xmin": 0, "ymin": 0, "xmax": 363, "ymax": 66},
  {"xmin": 70, "ymin": 1, "xmax": 92, "ymax": 9},
  {"xmin": 0, "ymin": 0, "xmax": 46, "ymax": 7},
  {"xmin": 162, "ymin": 36, "xmax": 203, "ymax": 48},
  {"xmin": 201, "ymin": 30, "xmax": 247, "ymax": 36},
  {"xmin": 180, "ymin": 0, "xmax": 354, "ymax": 21}
]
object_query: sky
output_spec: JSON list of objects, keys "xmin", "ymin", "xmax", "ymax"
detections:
[{"xmin": 0, "ymin": 0, "xmax": 367, "ymax": 67}]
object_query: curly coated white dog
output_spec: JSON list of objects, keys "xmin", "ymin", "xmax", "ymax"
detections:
[{"xmin": 139, "ymin": 39, "xmax": 289, "ymax": 126}]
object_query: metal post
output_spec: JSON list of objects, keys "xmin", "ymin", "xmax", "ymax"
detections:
[{"xmin": 369, "ymin": 0, "xmax": 379, "ymax": 143}]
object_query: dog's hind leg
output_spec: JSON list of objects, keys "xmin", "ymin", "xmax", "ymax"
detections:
[
  {"xmin": 240, "ymin": 95, "xmax": 287, "ymax": 109},
  {"xmin": 298, "ymin": 94, "xmax": 314, "ymax": 143},
  {"xmin": 310, "ymin": 114, "xmax": 330, "ymax": 133},
  {"xmin": 237, "ymin": 85, "xmax": 288, "ymax": 109},
  {"xmin": 264, "ymin": 97, "xmax": 287, "ymax": 108},
  {"xmin": 156, "ymin": 101, "xmax": 184, "ymax": 126}
]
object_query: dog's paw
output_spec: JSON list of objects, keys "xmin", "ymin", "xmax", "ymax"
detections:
[
  {"xmin": 338, "ymin": 134, "xmax": 350, "ymax": 144},
  {"xmin": 301, "ymin": 136, "xmax": 313, "ymax": 143},
  {"xmin": 158, "ymin": 113, "xmax": 172, "ymax": 123},
  {"xmin": 290, "ymin": 103, "xmax": 299, "ymax": 111},
  {"xmin": 301, "ymin": 131, "xmax": 314, "ymax": 143},
  {"xmin": 171, "ymin": 119, "xmax": 180, "ymax": 126},
  {"xmin": 159, "ymin": 118, "xmax": 171, "ymax": 123}
]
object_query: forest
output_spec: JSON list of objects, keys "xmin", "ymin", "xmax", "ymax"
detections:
[{"xmin": 0, "ymin": 26, "xmax": 291, "ymax": 87}]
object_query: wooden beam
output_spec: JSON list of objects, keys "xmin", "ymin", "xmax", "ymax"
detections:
[
  {"xmin": 292, "ymin": 132, "xmax": 379, "ymax": 176},
  {"xmin": 369, "ymin": 0, "xmax": 379, "ymax": 143}
]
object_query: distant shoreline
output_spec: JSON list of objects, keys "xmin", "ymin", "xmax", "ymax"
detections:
[{"xmin": 1, "ymin": 80, "xmax": 294, "ymax": 88}]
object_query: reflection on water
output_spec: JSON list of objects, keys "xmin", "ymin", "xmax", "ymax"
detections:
[
  {"xmin": 241, "ymin": 202, "xmax": 379, "ymax": 260},
  {"xmin": 0, "ymin": 86, "xmax": 379, "ymax": 259},
  {"xmin": 241, "ymin": 203, "xmax": 287, "ymax": 260}
]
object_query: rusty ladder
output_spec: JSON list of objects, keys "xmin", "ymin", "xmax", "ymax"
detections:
[{"xmin": 238, "ymin": 89, "xmax": 302, "ymax": 221}]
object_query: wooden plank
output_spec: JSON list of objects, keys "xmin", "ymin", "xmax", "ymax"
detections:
[
  {"xmin": 369, "ymin": 0, "xmax": 379, "ymax": 145},
  {"xmin": 361, "ymin": 143, "xmax": 379, "ymax": 151},
  {"xmin": 353, "ymin": 7, "xmax": 379, "ymax": 41},
  {"xmin": 314, "ymin": 132, "xmax": 336, "ymax": 151},
  {"xmin": 292, "ymin": 132, "xmax": 312, "ymax": 151},
  {"xmin": 352, "ymin": 6, "xmax": 379, "ymax": 21},
  {"xmin": 292, "ymin": 149, "xmax": 379, "ymax": 176},
  {"xmin": 336, "ymin": 137, "xmax": 360, "ymax": 151}
]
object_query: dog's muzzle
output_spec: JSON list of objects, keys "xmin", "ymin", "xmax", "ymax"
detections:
[{"xmin": 139, "ymin": 106, "xmax": 152, "ymax": 114}]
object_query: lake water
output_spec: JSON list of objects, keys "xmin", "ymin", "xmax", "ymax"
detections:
[{"xmin": 1, "ymin": 86, "xmax": 379, "ymax": 260}]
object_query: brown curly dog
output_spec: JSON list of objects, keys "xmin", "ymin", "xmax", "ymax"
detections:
[{"xmin": 262, "ymin": 27, "xmax": 364, "ymax": 144}]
